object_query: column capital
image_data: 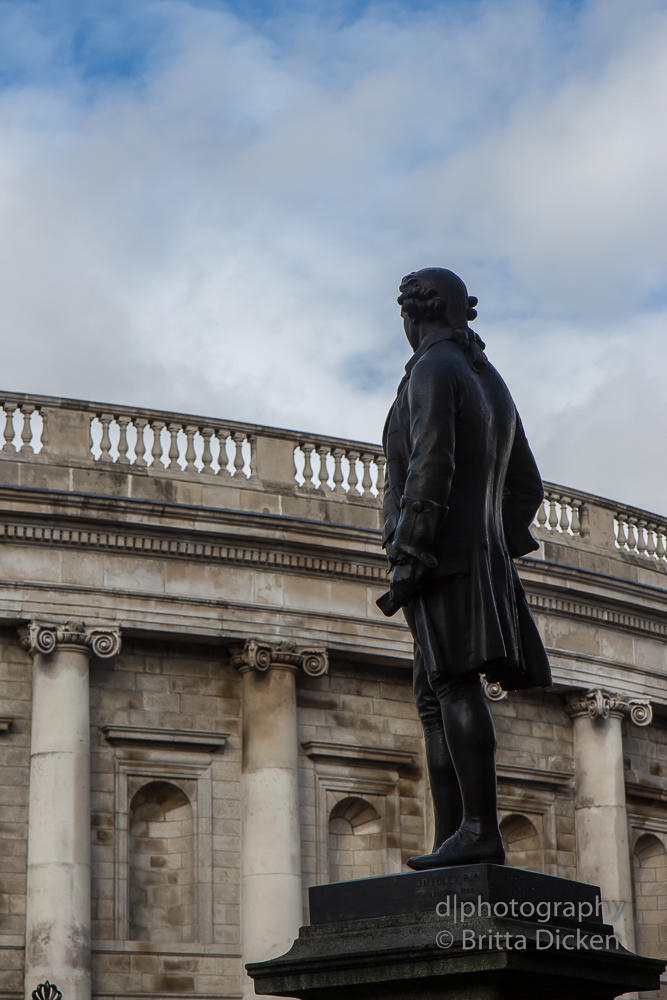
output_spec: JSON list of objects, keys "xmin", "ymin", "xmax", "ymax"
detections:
[
  {"xmin": 482, "ymin": 677, "xmax": 507, "ymax": 701},
  {"xmin": 231, "ymin": 638, "xmax": 328, "ymax": 677},
  {"xmin": 19, "ymin": 620, "xmax": 121, "ymax": 659},
  {"xmin": 565, "ymin": 687, "xmax": 652, "ymax": 727}
]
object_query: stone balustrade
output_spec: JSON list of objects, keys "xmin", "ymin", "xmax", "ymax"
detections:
[
  {"xmin": 0, "ymin": 400, "xmax": 45, "ymax": 454},
  {"xmin": 294, "ymin": 440, "xmax": 383, "ymax": 498},
  {"xmin": 614, "ymin": 509, "xmax": 667, "ymax": 562},
  {"xmin": 2, "ymin": 390, "xmax": 667, "ymax": 570},
  {"xmin": 0, "ymin": 391, "xmax": 385, "ymax": 499},
  {"xmin": 534, "ymin": 490, "xmax": 590, "ymax": 537}
]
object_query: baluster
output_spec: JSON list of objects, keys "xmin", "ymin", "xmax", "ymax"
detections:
[
  {"xmin": 233, "ymin": 432, "xmax": 246, "ymax": 477},
  {"xmin": 20, "ymin": 405, "xmax": 34, "ymax": 453},
  {"xmin": 647, "ymin": 524, "xmax": 657, "ymax": 559},
  {"xmin": 548, "ymin": 496, "xmax": 559, "ymax": 531},
  {"xmin": 317, "ymin": 446, "xmax": 330, "ymax": 491},
  {"xmin": 39, "ymin": 409, "xmax": 48, "ymax": 452},
  {"xmin": 657, "ymin": 530, "xmax": 667, "ymax": 562},
  {"xmin": 636, "ymin": 520, "xmax": 648, "ymax": 557},
  {"xmin": 88, "ymin": 414, "xmax": 95, "ymax": 459},
  {"xmin": 375, "ymin": 455, "xmax": 385, "ymax": 496},
  {"xmin": 536, "ymin": 498, "xmax": 547, "ymax": 529},
  {"xmin": 301, "ymin": 442, "xmax": 315, "ymax": 488},
  {"xmin": 216, "ymin": 430, "xmax": 232, "ymax": 477},
  {"xmin": 559, "ymin": 496, "xmax": 571, "ymax": 533},
  {"xmin": 571, "ymin": 504, "xmax": 581, "ymax": 535},
  {"xmin": 151, "ymin": 420, "xmax": 165, "ymax": 469},
  {"xmin": 627, "ymin": 518, "xmax": 638, "ymax": 553},
  {"xmin": 167, "ymin": 423, "xmax": 181, "ymax": 470},
  {"xmin": 184, "ymin": 425, "xmax": 198, "ymax": 472},
  {"xmin": 247, "ymin": 435, "xmax": 260, "ymax": 482},
  {"xmin": 616, "ymin": 517, "xmax": 628, "ymax": 549},
  {"xmin": 0, "ymin": 405, "xmax": 7, "ymax": 452},
  {"xmin": 99, "ymin": 413, "xmax": 114, "ymax": 463},
  {"xmin": 346, "ymin": 450, "xmax": 359, "ymax": 497},
  {"xmin": 361, "ymin": 453, "xmax": 373, "ymax": 497},
  {"xmin": 134, "ymin": 418, "xmax": 149, "ymax": 467},
  {"xmin": 2, "ymin": 403, "xmax": 17, "ymax": 452},
  {"xmin": 201, "ymin": 427, "xmax": 214, "ymax": 474},
  {"xmin": 332, "ymin": 448, "xmax": 345, "ymax": 493},
  {"xmin": 116, "ymin": 416, "xmax": 131, "ymax": 464},
  {"xmin": 580, "ymin": 505, "xmax": 590, "ymax": 536}
]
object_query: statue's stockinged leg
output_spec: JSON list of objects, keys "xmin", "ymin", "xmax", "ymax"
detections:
[
  {"xmin": 408, "ymin": 675, "xmax": 505, "ymax": 870},
  {"xmin": 422, "ymin": 726, "xmax": 463, "ymax": 851}
]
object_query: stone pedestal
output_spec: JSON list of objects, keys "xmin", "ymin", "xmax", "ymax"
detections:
[
  {"xmin": 232, "ymin": 639, "xmax": 328, "ymax": 998},
  {"xmin": 247, "ymin": 865, "xmax": 665, "ymax": 1000},
  {"xmin": 20, "ymin": 621, "xmax": 121, "ymax": 1000}
]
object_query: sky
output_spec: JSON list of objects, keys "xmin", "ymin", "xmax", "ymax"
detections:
[{"xmin": 0, "ymin": 0, "xmax": 666, "ymax": 511}]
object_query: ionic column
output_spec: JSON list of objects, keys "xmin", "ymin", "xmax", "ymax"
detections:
[
  {"xmin": 20, "ymin": 621, "xmax": 121, "ymax": 1000},
  {"xmin": 566, "ymin": 688, "xmax": 652, "ymax": 950},
  {"xmin": 232, "ymin": 639, "xmax": 328, "ymax": 999}
]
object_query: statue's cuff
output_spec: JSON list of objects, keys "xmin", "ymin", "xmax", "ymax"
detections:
[{"xmin": 392, "ymin": 495, "xmax": 448, "ymax": 566}]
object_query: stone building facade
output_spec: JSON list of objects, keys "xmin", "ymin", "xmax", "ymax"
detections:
[{"xmin": 0, "ymin": 391, "xmax": 666, "ymax": 1000}]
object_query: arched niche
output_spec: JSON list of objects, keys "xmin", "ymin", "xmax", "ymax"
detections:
[
  {"xmin": 328, "ymin": 796, "xmax": 384, "ymax": 883},
  {"xmin": 128, "ymin": 780, "xmax": 196, "ymax": 942},
  {"xmin": 633, "ymin": 833, "xmax": 667, "ymax": 959},
  {"xmin": 500, "ymin": 814, "xmax": 543, "ymax": 873}
]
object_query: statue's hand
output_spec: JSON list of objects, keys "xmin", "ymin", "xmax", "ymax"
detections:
[{"xmin": 390, "ymin": 556, "xmax": 423, "ymax": 607}]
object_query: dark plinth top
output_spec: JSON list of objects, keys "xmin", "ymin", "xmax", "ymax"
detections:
[{"xmin": 309, "ymin": 864, "xmax": 602, "ymax": 925}]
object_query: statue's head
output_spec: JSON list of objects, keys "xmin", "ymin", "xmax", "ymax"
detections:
[{"xmin": 397, "ymin": 268, "xmax": 478, "ymax": 350}]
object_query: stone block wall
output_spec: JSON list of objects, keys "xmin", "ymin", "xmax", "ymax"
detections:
[
  {"xmin": 296, "ymin": 660, "xmax": 426, "ymax": 918},
  {"xmin": 0, "ymin": 630, "xmax": 31, "ymax": 1000},
  {"xmin": 623, "ymin": 716, "xmax": 667, "ymax": 971},
  {"xmin": 296, "ymin": 666, "xmax": 579, "ymax": 907},
  {"xmin": 493, "ymin": 689, "xmax": 577, "ymax": 879},
  {"xmin": 89, "ymin": 640, "xmax": 243, "ymax": 999},
  {"xmin": 2, "ymin": 628, "xmax": 667, "ymax": 998},
  {"xmin": 625, "ymin": 715, "xmax": 667, "ymax": 791}
]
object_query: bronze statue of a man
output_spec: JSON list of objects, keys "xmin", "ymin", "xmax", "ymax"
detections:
[{"xmin": 377, "ymin": 267, "xmax": 552, "ymax": 870}]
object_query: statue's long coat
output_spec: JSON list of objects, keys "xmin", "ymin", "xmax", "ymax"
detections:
[{"xmin": 382, "ymin": 329, "xmax": 551, "ymax": 690}]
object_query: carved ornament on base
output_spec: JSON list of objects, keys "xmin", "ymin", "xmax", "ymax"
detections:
[{"xmin": 32, "ymin": 983, "xmax": 62, "ymax": 1000}]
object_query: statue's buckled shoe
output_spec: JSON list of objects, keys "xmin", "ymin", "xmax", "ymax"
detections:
[{"xmin": 406, "ymin": 829, "xmax": 505, "ymax": 871}]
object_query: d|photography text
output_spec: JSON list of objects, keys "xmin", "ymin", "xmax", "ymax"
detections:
[{"xmin": 434, "ymin": 895, "xmax": 625, "ymax": 924}]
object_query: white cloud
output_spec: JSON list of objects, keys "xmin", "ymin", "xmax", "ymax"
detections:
[{"xmin": 0, "ymin": 0, "xmax": 665, "ymax": 510}]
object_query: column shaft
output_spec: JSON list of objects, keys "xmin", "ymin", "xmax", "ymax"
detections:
[
  {"xmin": 24, "ymin": 644, "xmax": 92, "ymax": 1000},
  {"xmin": 241, "ymin": 666, "xmax": 302, "ymax": 997},
  {"xmin": 572, "ymin": 711, "xmax": 635, "ymax": 949}
]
